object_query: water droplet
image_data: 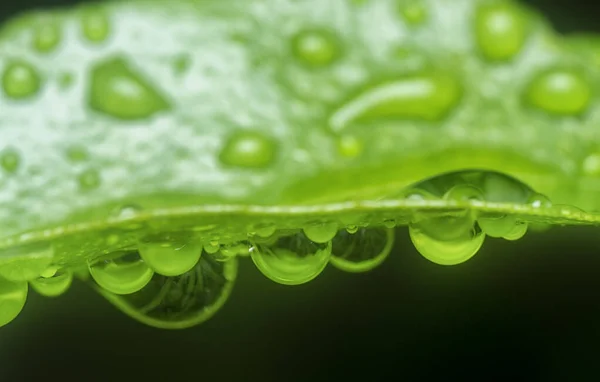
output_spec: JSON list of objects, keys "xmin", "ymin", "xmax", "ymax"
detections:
[
  {"xmin": 475, "ymin": 2, "xmax": 527, "ymax": 61},
  {"xmin": 219, "ymin": 131, "xmax": 277, "ymax": 169},
  {"xmin": 250, "ymin": 232, "xmax": 331, "ymax": 285},
  {"xmin": 330, "ymin": 228, "xmax": 394, "ymax": 273},
  {"xmin": 89, "ymin": 251, "xmax": 154, "ymax": 295},
  {"xmin": 291, "ymin": 29, "xmax": 340, "ymax": 68},
  {"xmin": 203, "ymin": 243, "xmax": 220, "ymax": 254},
  {"xmin": 503, "ymin": 222, "xmax": 528, "ymax": 241},
  {"xmin": 1, "ymin": 148, "xmax": 20, "ymax": 173},
  {"xmin": 478, "ymin": 214, "xmax": 519, "ymax": 238},
  {"xmin": 78, "ymin": 168, "xmax": 101, "ymax": 191},
  {"xmin": 33, "ymin": 21, "xmax": 61, "ymax": 53},
  {"xmin": 30, "ymin": 271, "xmax": 72, "ymax": 297},
  {"xmin": 0, "ymin": 243, "xmax": 54, "ymax": 282},
  {"xmin": 526, "ymin": 69, "xmax": 590, "ymax": 116},
  {"xmin": 303, "ymin": 221, "xmax": 338, "ymax": 243},
  {"xmin": 383, "ymin": 219, "xmax": 396, "ymax": 229},
  {"xmin": 81, "ymin": 9, "xmax": 110, "ymax": 43},
  {"xmin": 93, "ymin": 254, "xmax": 237, "ymax": 329},
  {"xmin": 399, "ymin": 1, "xmax": 427, "ymax": 25},
  {"xmin": 409, "ymin": 212, "xmax": 485, "ymax": 266},
  {"xmin": 346, "ymin": 225, "xmax": 359, "ymax": 234},
  {"xmin": 138, "ymin": 234, "xmax": 202, "ymax": 277},
  {"xmin": 0, "ymin": 277, "xmax": 27, "ymax": 328},
  {"xmin": 254, "ymin": 224, "xmax": 276, "ymax": 239},
  {"xmin": 2, "ymin": 61, "xmax": 41, "ymax": 99},
  {"xmin": 337, "ymin": 135, "xmax": 364, "ymax": 158},
  {"xmin": 65, "ymin": 146, "xmax": 88, "ymax": 162},
  {"xmin": 329, "ymin": 73, "xmax": 462, "ymax": 132},
  {"xmin": 89, "ymin": 57, "xmax": 170, "ymax": 120}
]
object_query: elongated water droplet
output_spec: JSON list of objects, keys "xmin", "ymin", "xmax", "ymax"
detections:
[
  {"xmin": 250, "ymin": 232, "xmax": 331, "ymax": 285},
  {"xmin": 475, "ymin": 2, "xmax": 527, "ymax": 61},
  {"xmin": 138, "ymin": 234, "xmax": 202, "ymax": 277},
  {"xmin": 291, "ymin": 29, "xmax": 340, "ymax": 68},
  {"xmin": 329, "ymin": 72, "xmax": 462, "ymax": 132},
  {"xmin": 0, "ymin": 243, "xmax": 54, "ymax": 282},
  {"xmin": 526, "ymin": 68, "xmax": 590, "ymax": 116},
  {"xmin": 2, "ymin": 61, "xmax": 41, "ymax": 99},
  {"xmin": 219, "ymin": 132, "xmax": 277, "ymax": 169},
  {"xmin": 303, "ymin": 221, "xmax": 338, "ymax": 244},
  {"xmin": 89, "ymin": 251, "xmax": 154, "ymax": 295},
  {"xmin": 331, "ymin": 228, "xmax": 394, "ymax": 273},
  {"xmin": 409, "ymin": 212, "xmax": 485, "ymax": 266},
  {"xmin": 89, "ymin": 57, "xmax": 170, "ymax": 120},
  {"xmin": 93, "ymin": 254, "xmax": 237, "ymax": 329},
  {"xmin": 0, "ymin": 277, "xmax": 27, "ymax": 328},
  {"xmin": 30, "ymin": 271, "xmax": 72, "ymax": 298}
]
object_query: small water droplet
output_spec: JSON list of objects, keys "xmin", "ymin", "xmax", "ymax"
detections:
[
  {"xmin": 81, "ymin": 9, "xmax": 110, "ymax": 43},
  {"xmin": 93, "ymin": 254, "xmax": 237, "ymax": 329},
  {"xmin": 329, "ymin": 73, "xmax": 462, "ymax": 132},
  {"xmin": 138, "ymin": 233, "xmax": 202, "ymax": 277},
  {"xmin": 254, "ymin": 224, "xmax": 277, "ymax": 239},
  {"xmin": 291, "ymin": 29, "xmax": 340, "ymax": 68},
  {"xmin": 345, "ymin": 225, "xmax": 358, "ymax": 234},
  {"xmin": 0, "ymin": 277, "xmax": 27, "ymax": 328},
  {"xmin": 33, "ymin": 21, "xmax": 61, "ymax": 53},
  {"xmin": 78, "ymin": 168, "xmax": 101, "ymax": 191},
  {"xmin": 89, "ymin": 57, "xmax": 170, "ymax": 120},
  {"xmin": 250, "ymin": 232, "xmax": 331, "ymax": 285},
  {"xmin": 219, "ymin": 131, "xmax": 277, "ymax": 169},
  {"xmin": 203, "ymin": 243, "xmax": 220, "ymax": 254},
  {"xmin": 30, "ymin": 270, "xmax": 72, "ymax": 297},
  {"xmin": 475, "ymin": 2, "xmax": 527, "ymax": 61},
  {"xmin": 2, "ymin": 61, "xmax": 42, "ymax": 99},
  {"xmin": 337, "ymin": 135, "xmax": 364, "ymax": 158},
  {"xmin": 331, "ymin": 228, "xmax": 394, "ymax": 273},
  {"xmin": 303, "ymin": 221, "xmax": 338, "ymax": 243},
  {"xmin": 0, "ymin": 243, "xmax": 54, "ymax": 282},
  {"xmin": 526, "ymin": 68, "xmax": 590, "ymax": 116},
  {"xmin": 1, "ymin": 149, "xmax": 20, "ymax": 173},
  {"xmin": 88, "ymin": 251, "xmax": 154, "ymax": 295}
]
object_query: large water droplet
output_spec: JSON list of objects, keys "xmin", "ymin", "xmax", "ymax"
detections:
[
  {"xmin": 2, "ymin": 61, "xmax": 41, "ymax": 99},
  {"xmin": 250, "ymin": 231, "xmax": 331, "ymax": 285},
  {"xmin": 475, "ymin": 2, "xmax": 527, "ymax": 61},
  {"xmin": 138, "ymin": 233, "xmax": 202, "ymax": 277},
  {"xmin": 409, "ymin": 212, "xmax": 485, "ymax": 266},
  {"xmin": 329, "ymin": 73, "xmax": 462, "ymax": 132},
  {"xmin": 0, "ymin": 277, "xmax": 27, "ymax": 328},
  {"xmin": 33, "ymin": 21, "xmax": 61, "ymax": 53},
  {"xmin": 93, "ymin": 254, "xmax": 237, "ymax": 329},
  {"xmin": 219, "ymin": 131, "xmax": 277, "ymax": 169},
  {"xmin": 331, "ymin": 228, "xmax": 394, "ymax": 273},
  {"xmin": 89, "ymin": 57, "xmax": 170, "ymax": 120},
  {"xmin": 291, "ymin": 29, "xmax": 340, "ymax": 68},
  {"xmin": 0, "ymin": 243, "xmax": 54, "ymax": 282},
  {"xmin": 525, "ymin": 68, "xmax": 591, "ymax": 116},
  {"xmin": 303, "ymin": 221, "xmax": 338, "ymax": 243},
  {"xmin": 89, "ymin": 251, "xmax": 154, "ymax": 295},
  {"xmin": 30, "ymin": 271, "xmax": 72, "ymax": 298},
  {"xmin": 81, "ymin": 8, "xmax": 110, "ymax": 43}
]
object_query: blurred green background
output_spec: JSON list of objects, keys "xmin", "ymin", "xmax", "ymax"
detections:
[{"xmin": 2, "ymin": 0, "xmax": 600, "ymax": 380}]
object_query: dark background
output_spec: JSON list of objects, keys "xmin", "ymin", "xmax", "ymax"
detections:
[{"xmin": 2, "ymin": 0, "xmax": 600, "ymax": 381}]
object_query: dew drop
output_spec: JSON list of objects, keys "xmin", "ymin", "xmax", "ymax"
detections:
[
  {"xmin": 2, "ymin": 61, "xmax": 41, "ymax": 99},
  {"xmin": 78, "ymin": 168, "xmax": 101, "ymax": 191},
  {"xmin": 0, "ymin": 243, "xmax": 54, "ymax": 282},
  {"xmin": 0, "ymin": 277, "xmax": 27, "ymax": 328},
  {"xmin": 478, "ymin": 214, "xmax": 519, "ymax": 238},
  {"xmin": 89, "ymin": 251, "xmax": 154, "ymax": 295},
  {"xmin": 331, "ymin": 228, "xmax": 394, "ymax": 273},
  {"xmin": 33, "ymin": 22, "xmax": 61, "ymax": 53},
  {"xmin": 525, "ymin": 68, "xmax": 591, "ymax": 116},
  {"xmin": 409, "ymin": 212, "xmax": 485, "ymax": 266},
  {"xmin": 250, "ymin": 232, "xmax": 331, "ymax": 285},
  {"xmin": 474, "ymin": 2, "xmax": 527, "ymax": 61},
  {"xmin": 503, "ymin": 222, "xmax": 528, "ymax": 241},
  {"xmin": 89, "ymin": 57, "xmax": 170, "ymax": 120},
  {"xmin": 337, "ymin": 135, "xmax": 364, "ymax": 158},
  {"xmin": 138, "ymin": 234, "xmax": 202, "ymax": 277},
  {"xmin": 219, "ymin": 131, "xmax": 277, "ymax": 169},
  {"xmin": 203, "ymin": 243, "xmax": 220, "ymax": 254},
  {"xmin": 291, "ymin": 29, "xmax": 340, "ymax": 68},
  {"xmin": 81, "ymin": 9, "xmax": 110, "ymax": 43},
  {"xmin": 93, "ymin": 254, "xmax": 237, "ymax": 329},
  {"xmin": 329, "ymin": 73, "xmax": 462, "ymax": 132},
  {"xmin": 30, "ymin": 271, "xmax": 72, "ymax": 298},
  {"xmin": 1, "ymin": 148, "xmax": 20, "ymax": 173},
  {"xmin": 303, "ymin": 221, "xmax": 338, "ymax": 243}
]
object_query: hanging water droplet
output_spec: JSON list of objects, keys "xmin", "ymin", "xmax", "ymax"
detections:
[
  {"xmin": 203, "ymin": 243, "xmax": 220, "ymax": 254},
  {"xmin": 0, "ymin": 276, "xmax": 27, "ymax": 328},
  {"xmin": 254, "ymin": 224, "xmax": 276, "ymax": 239},
  {"xmin": 138, "ymin": 233, "xmax": 202, "ymax": 277},
  {"xmin": 92, "ymin": 253, "xmax": 238, "ymax": 329},
  {"xmin": 0, "ymin": 242, "xmax": 54, "ymax": 282},
  {"xmin": 303, "ymin": 221, "xmax": 338, "ymax": 243},
  {"xmin": 503, "ymin": 223, "xmax": 528, "ymax": 241},
  {"xmin": 250, "ymin": 231, "xmax": 331, "ymax": 285},
  {"xmin": 88, "ymin": 251, "xmax": 154, "ymax": 295},
  {"xmin": 383, "ymin": 219, "xmax": 396, "ymax": 229},
  {"xmin": 345, "ymin": 225, "xmax": 359, "ymax": 234},
  {"xmin": 478, "ymin": 214, "xmax": 519, "ymax": 238},
  {"xmin": 30, "ymin": 270, "xmax": 72, "ymax": 298},
  {"xmin": 409, "ymin": 212, "xmax": 485, "ymax": 266},
  {"xmin": 330, "ymin": 228, "xmax": 394, "ymax": 273}
]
